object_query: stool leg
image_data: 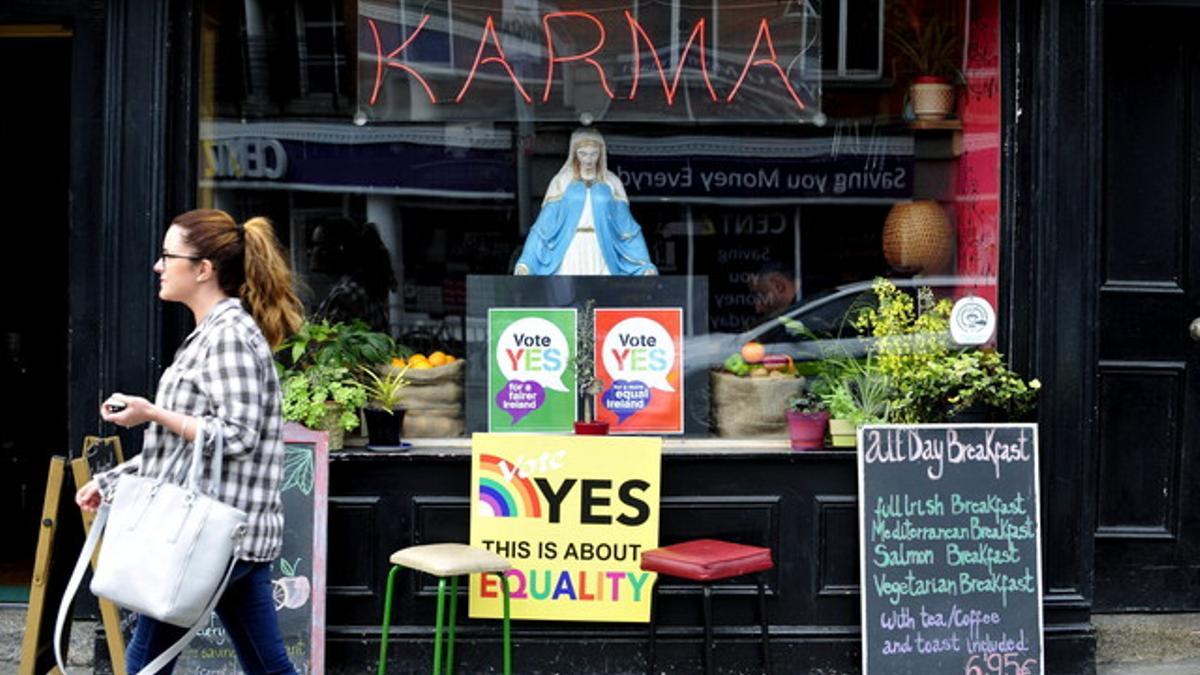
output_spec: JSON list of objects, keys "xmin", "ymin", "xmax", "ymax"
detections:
[
  {"xmin": 446, "ymin": 575, "xmax": 458, "ymax": 674},
  {"xmin": 432, "ymin": 577, "xmax": 447, "ymax": 675},
  {"xmin": 702, "ymin": 583, "xmax": 714, "ymax": 675},
  {"xmin": 378, "ymin": 565, "xmax": 400, "ymax": 675},
  {"xmin": 497, "ymin": 571, "xmax": 512, "ymax": 675},
  {"xmin": 646, "ymin": 578, "xmax": 660, "ymax": 675},
  {"xmin": 757, "ymin": 574, "xmax": 772, "ymax": 675}
]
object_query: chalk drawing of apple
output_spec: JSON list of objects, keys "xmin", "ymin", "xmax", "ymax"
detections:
[{"xmin": 272, "ymin": 557, "xmax": 311, "ymax": 611}]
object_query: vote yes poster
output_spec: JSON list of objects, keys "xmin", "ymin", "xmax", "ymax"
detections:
[
  {"xmin": 469, "ymin": 433, "xmax": 662, "ymax": 622},
  {"xmin": 594, "ymin": 308, "xmax": 684, "ymax": 434},
  {"xmin": 488, "ymin": 308, "xmax": 577, "ymax": 432}
]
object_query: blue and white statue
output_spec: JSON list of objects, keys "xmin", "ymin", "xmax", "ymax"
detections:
[{"xmin": 514, "ymin": 128, "xmax": 658, "ymax": 276}]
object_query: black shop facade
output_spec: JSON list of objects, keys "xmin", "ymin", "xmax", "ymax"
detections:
[{"xmin": 4, "ymin": 0, "xmax": 1200, "ymax": 673}]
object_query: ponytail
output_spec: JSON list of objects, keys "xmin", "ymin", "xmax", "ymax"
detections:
[{"xmin": 240, "ymin": 217, "xmax": 303, "ymax": 348}]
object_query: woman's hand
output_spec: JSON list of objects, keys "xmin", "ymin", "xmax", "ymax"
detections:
[
  {"xmin": 100, "ymin": 393, "xmax": 155, "ymax": 428},
  {"xmin": 76, "ymin": 479, "xmax": 102, "ymax": 513}
]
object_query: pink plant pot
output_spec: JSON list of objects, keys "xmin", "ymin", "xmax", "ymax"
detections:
[{"xmin": 786, "ymin": 410, "xmax": 829, "ymax": 450}]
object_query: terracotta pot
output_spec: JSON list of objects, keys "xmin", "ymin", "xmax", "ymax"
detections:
[
  {"xmin": 786, "ymin": 410, "xmax": 829, "ymax": 450},
  {"xmin": 574, "ymin": 420, "xmax": 610, "ymax": 435},
  {"xmin": 909, "ymin": 81, "xmax": 956, "ymax": 120}
]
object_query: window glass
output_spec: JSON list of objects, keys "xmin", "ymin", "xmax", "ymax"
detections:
[{"xmin": 199, "ymin": 0, "xmax": 1003, "ymax": 440}]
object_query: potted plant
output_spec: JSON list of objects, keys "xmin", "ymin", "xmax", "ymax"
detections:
[
  {"xmin": 815, "ymin": 359, "xmax": 892, "ymax": 448},
  {"xmin": 785, "ymin": 391, "xmax": 829, "ymax": 451},
  {"xmin": 853, "ymin": 278, "xmax": 1039, "ymax": 423},
  {"xmin": 277, "ymin": 319, "xmax": 400, "ymax": 372},
  {"xmin": 359, "ymin": 364, "xmax": 410, "ymax": 447},
  {"xmin": 888, "ymin": 0, "xmax": 964, "ymax": 120},
  {"xmin": 574, "ymin": 299, "xmax": 609, "ymax": 435},
  {"xmin": 280, "ymin": 364, "xmax": 367, "ymax": 450}
]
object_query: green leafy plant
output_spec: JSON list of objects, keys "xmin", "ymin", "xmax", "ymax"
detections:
[
  {"xmin": 359, "ymin": 364, "xmax": 410, "ymax": 413},
  {"xmin": 888, "ymin": 0, "xmax": 964, "ymax": 82},
  {"xmin": 853, "ymin": 278, "xmax": 1039, "ymax": 422},
  {"xmin": 277, "ymin": 319, "xmax": 403, "ymax": 373},
  {"xmin": 573, "ymin": 299, "xmax": 605, "ymax": 423},
  {"xmin": 788, "ymin": 391, "xmax": 828, "ymax": 415},
  {"xmin": 814, "ymin": 358, "xmax": 893, "ymax": 425},
  {"xmin": 281, "ymin": 364, "xmax": 367, "ymax": 431}
]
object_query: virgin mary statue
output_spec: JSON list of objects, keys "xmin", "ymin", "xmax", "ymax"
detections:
[{"xmin": 514, "ymin": 128, "xmax": 658, "ymax": 276}]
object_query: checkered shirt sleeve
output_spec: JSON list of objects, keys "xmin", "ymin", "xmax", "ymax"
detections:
[{"xmin": 96, "ymin": 298, "xmax": 285, "ymax": 561}]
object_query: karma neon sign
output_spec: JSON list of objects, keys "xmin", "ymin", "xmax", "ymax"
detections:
[{"xmin": 361, "ymin": 9, "xmax": 820, "ymax": 120}]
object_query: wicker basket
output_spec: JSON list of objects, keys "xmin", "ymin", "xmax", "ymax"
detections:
[
  {"xmin": 394, "ymin": 359, "xmax": 466, "ymax": 437},
  {"xmin": 710, "ymin": 370, "xmax": 807, "ymax": 438},
  {"xmin": 882, "ymin": 200, "xmax": 955, "ymax": 274}
]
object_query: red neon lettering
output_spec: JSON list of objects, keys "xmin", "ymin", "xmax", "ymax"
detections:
[
  {"xmin": 726, "ymin": 18, "xmax": 807, "ymax": 110},
  {"xmin": 367, "ymin": 17, "xmax": 437, "ymax": 105},
  {"xmin": 457, "ymin": 15, "xmax": 532, "ymax": 104},
  {"xmin": 541, "ymin": 12, "xmax": 614, "ymax": 103},
  {"xmin": 625, "ymin": 12, "xmax": 717, "ymax": 104},
  {"xmin": 505, "ymin": 349, "xmax": 525, "ymax": 371}
]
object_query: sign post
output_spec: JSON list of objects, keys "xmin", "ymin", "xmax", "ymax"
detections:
[{"xmin": 858, "ymin": 424, "xmax": 1043, "ymax": 675}]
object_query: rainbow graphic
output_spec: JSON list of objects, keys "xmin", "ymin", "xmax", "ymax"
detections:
[{"xmin": 478, "ymin": 454, "xmax": 543, "ymax": 518}]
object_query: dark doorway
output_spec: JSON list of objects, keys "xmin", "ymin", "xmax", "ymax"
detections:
[
  {"xmin": 1094, "ymin": 6, "xmax": 1200, "ymax": 610},
  {"xmin": 0, "ymin": 28, "xmax": 72, "ymax": 601}
]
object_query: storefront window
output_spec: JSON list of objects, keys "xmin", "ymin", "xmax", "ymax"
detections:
[{"xmin": 198, "ymin": 0, "xmax": 1003, "ymax": 440}]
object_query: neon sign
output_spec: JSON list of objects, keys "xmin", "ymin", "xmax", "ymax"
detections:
[{"xmin": 360, "ymin": 6, "xmax": 820, "ymax": 122}]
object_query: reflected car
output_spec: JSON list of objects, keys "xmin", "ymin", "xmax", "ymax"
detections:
[{"xmin": 684, "ymin": 276, "xmax": 994, "ymax": 377}]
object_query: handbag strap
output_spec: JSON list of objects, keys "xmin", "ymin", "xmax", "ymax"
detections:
[{"xmin": 53, "ymin": 502, "xmax": 242, "ymax": 675}]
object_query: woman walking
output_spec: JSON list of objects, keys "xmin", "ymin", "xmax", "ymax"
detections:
[{"xmin": 75, "ymin": 209, "xmax": 303, "ymax": 674}]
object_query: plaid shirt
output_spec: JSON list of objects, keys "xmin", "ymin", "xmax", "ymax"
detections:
[{"xmin": 97, "ymin": 298, "xmax": 285, "ymax": 561}]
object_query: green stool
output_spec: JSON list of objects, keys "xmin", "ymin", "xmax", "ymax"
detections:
[{"xmin": 378, "ymin": 543, "xmax": 513, "ymax": 675}]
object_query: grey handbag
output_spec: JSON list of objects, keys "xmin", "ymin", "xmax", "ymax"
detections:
[{"xmin": 55, "ymin": 421, "xmax": 248, "ymax": 674}]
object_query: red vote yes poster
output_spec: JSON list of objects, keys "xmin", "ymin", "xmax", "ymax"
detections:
[{"xmin": 593, "ymin": 308, "xmax": 683, "ymax": 434}]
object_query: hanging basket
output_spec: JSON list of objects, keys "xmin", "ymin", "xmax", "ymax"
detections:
[{"xmin": 882, "ymin": 200, "xmax": 955, "ymax": 275}]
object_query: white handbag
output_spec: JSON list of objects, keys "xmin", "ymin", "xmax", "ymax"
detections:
[{"xmin": 55, "ymin": 421, "xmax": 249, "ymax": 675}]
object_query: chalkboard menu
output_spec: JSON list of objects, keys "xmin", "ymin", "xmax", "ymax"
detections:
[
  {"xmin": 175, "ymin": 424, "xmax": 328, "ymax": 674},
  {"xmin": 858, "ymin": 424, "xmax": 1043, "ymax": 675}
]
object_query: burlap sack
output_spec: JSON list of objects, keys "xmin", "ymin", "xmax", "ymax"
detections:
[
  {"xmin": 710, "ymin": 370, "xmax": 807, "ymax": 438},
  {"xmin": 395, "ymin": 360, "xmax": 466, "ymax": 437}
]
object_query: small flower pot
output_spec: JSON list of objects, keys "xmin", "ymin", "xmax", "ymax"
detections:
[
  {"xmin": 828, "ymin": 418, "xmax": 857, "ymax": 448},
  {"xmin": 786, "ymin": 410, "xmax": 829, "ymax": 450},
  {"xmin": 909, "ymin": 78, "xmax": 956, "ymax": 120},
  {"xmin": 364, "ymin": 407, "xmax": 406, "ymax": 447},
  {"xmin": 574, "ymin": 420, "xmax": 610, "ymax": 435}
]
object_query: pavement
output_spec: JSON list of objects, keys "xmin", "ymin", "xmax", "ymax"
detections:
[{"xmin": 2, "ymin": 604, "xmax": 1199, "ymax": 674}]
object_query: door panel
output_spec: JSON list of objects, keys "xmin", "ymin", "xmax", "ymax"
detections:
[{"xmin": 1095, "ymin": 6, "xmax": 1200, "ymax": 610}]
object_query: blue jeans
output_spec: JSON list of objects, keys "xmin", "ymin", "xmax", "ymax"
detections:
[{"xmin": 125, "ymin": 560, "xmax": 297, "ymax": 675}]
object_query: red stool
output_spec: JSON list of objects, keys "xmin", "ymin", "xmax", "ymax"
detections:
[{"xmin": 640, "ymin": 539, "xmax": 774, "ymax": 675}]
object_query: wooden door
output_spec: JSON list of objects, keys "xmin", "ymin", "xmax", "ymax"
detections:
[{"xmin": 1094, "ymin": 4, "xmax": 1200, "ymax": 610}]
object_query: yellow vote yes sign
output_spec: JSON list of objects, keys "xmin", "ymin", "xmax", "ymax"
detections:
[{"xmin": 469, "ymin": 433, "xmax": 662, "ymax": 622}]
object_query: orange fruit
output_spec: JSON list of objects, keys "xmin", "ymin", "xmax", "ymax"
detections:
[
  {"xmin": 429, "ymin": 351, "xmax": 447, "ymax": 367},
  {"xmin": 741, "ymin": 341, "xmax": 766, "ymax": 364},
  {"xmin": 445, "ymin": 355, "xmax": 457, "ymax": 364},
  {"xmin": 409, "ymin": 360, "xmax": 432, "ymax": 369},
  {"xmin": 390, "ymin": 357, "xmax": 407, "ymax": 368}
]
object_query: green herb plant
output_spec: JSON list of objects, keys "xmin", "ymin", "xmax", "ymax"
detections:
[
  {"xmin": 359, "ymin": 364, "xmax": 410, "ymax": 413},
  {"xmin": 281, "ymin": 364, "xmax": 367, "ymax": 432},
  {"xmin": 788, "ymin": 391, "xmax": 828, "ymax": 415}
]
